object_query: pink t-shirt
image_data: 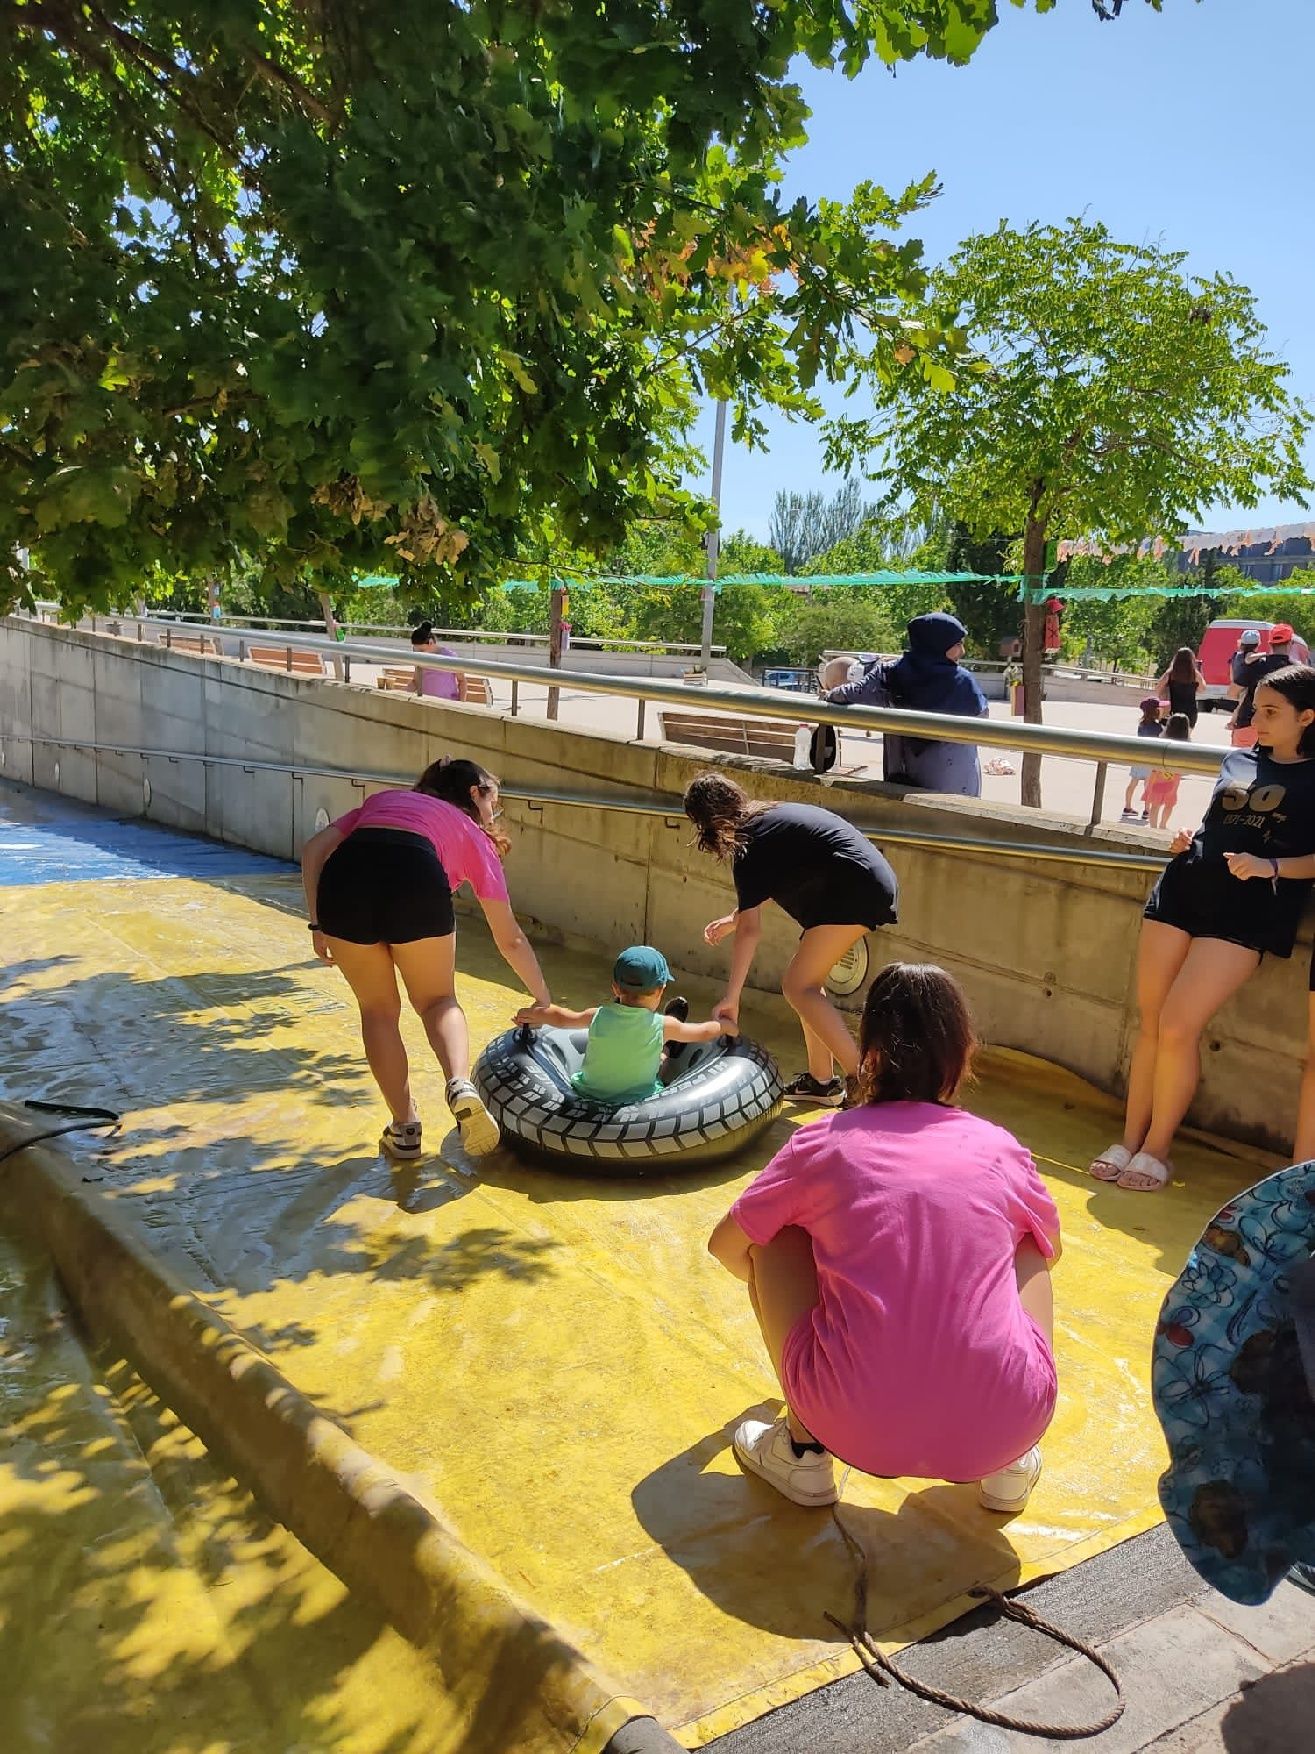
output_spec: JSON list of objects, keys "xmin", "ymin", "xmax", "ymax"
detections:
[
  {"xmin": 334, "ymin": 790, "xmax": 508, "ymax": 901},
  {"xmin": 732, "ymin": 1103, "xmax": 1059, "ymax": 1481}
]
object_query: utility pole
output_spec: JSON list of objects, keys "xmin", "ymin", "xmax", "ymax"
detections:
[
  {"xmin": 700, "ymin": 397, "xmax": 728, "ymax": 669},
  {"xmin": 547, "ymin": 581, "xmax": 569, "ymax": 720}
]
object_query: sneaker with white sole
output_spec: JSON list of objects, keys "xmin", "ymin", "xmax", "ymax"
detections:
[
  {"xmin": 978, "ymin": 1445, "xmax": 1042, "ymax": 1514},
  {"xmin": 732, "ymin": 1416, "xmax": 838, "ymax": 1507},
  {"xmin": 446, "ymin": 1078, "xmax": 500, "ymax": 1157},
  {"xmin": 380, "ymin": 1119, "xmax": 423, "ymax": 1161}
]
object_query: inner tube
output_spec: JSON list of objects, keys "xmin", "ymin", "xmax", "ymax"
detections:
[{"xmin": 474, "ymin": 1024, "xmax": 783, "ymax": 1172}]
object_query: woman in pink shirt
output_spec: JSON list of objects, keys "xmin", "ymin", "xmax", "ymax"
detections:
[
  {"xmin": 709, "ymin": 962, "xmax": 1060, "ymax": 1514},
  {"xmin": 300, "ymin": 758, "xmax": 551, "ymax": 1161}
]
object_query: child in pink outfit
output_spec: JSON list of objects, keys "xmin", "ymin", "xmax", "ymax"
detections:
[{"xmin": 709, "ymin": 962, "xmax": 1060, "ymax": 1512}]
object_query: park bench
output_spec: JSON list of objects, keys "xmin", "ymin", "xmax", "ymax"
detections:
[
  {"xmin": 248, "ymin": 644, "xmax": 329, "ymax": 677},
  {"xmin": 659, "ymin": 709, "xmax": 808, "ymax": 764},
  {"xmin": 376, "ymin": 666, "xmax": 491, "ymax": 705},
  {"xmin": 155, "ymin": 631, "xmax": 219, "ymax": 655}
]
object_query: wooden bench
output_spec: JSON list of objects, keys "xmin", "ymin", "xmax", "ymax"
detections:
[
  {"xmin": 375, "ymin": 667, "xmax": 492, "ymax": 705},
  {"xmin": 659, "ymin": 709, "xmax": 806, "ymax": 763},
  {"xmin": 155, "ymin": 631, "xmax": 218, "ymax": 655},
  {"xmin": 248, "ymin": 644, "xmax": 328, "ymax": 677}
]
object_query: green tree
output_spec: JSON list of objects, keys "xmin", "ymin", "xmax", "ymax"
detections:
[
  {"xmin": 768, "ymin": 478, "xmax": 877, "ymax": 573},
  {"xmin": 3, "ymin": 3, "xmax": 1178, "ymax": 616},
  {"xmin": 0, "ymin": 3, "xmax": 1005, "ymax": 616},
  {"xmin": 847, "ymin": 218, "xmax": 1311, "ymax": 803}
]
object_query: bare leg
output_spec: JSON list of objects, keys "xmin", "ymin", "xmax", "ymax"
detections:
[
  {"xmin": 746, "ymin": 1226, "xmax": 822, "ymax": 1445},
  {"xmin": 1117, "ymin": 922, "xmax": 1192, "ymax": 1158},
  {"xmin": 327, "ymin": 938, "xmax": 413, "ymax": 1124},
  {"xmin": 1295, "ymin": 995, "xmax": 1315, "ymax": 1164},
  {"xmin": 1123, "ymin": 777, "xmax": 1138, "ymax": 812},
  {"xmin": 1132, "ymin": 937, "xmax": 1261, "ymax": 1174},
  {"xmin": 391, "ymin": 936, "xmax": 466, "ymax": 1083},
  {"xmin": 781, "ymin": 924, "xmax": 868, "ymax": 1081},
  {"xmin": 1014, "ymin": 1238, "xmax": 1053, "ymax": 1351}
]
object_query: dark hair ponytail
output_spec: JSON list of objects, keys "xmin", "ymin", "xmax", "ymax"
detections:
[
  {"xmin": 857, "ymin": 962, "xmax": 976, "ymax": 1106},
  {"xmin": 1254, "ymin": 664, "xmax": 1315, "ymax": 756},
  {"xmin": 414, "ymin": 757, "xmax": 510, "ymax": 857},
  {"xmin": 410, "ymin": 621, "xmax": 435, "ymax": 648},
  {"xmin": 682, "ymin": 772, "xmax": 763, "ymax": 860}
]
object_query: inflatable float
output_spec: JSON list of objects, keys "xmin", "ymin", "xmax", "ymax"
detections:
[
  {"xmin": 474, "ymin": 1024, "xmax": 783, "ymax": 1171},
  {"xmin": 1154, "ymin": 1159, "xmax": 1315, "ymax": 1604}
]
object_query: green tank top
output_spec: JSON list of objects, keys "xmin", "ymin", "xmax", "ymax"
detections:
[{"xmin": 573, "ymin": 1002, "xmax": 665, "ymax": 1103}]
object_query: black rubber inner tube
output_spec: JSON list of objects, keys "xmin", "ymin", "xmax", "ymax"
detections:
[{"xmin": 474, "ymin": 1025, "xmax": 783, "ymax": 1173}]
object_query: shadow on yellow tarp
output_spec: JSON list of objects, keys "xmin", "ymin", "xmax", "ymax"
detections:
[
  {"xmin": 0, "ymin": 851, "xmax": 1275, "ymax": 1748},
  {"xmin": 0, "ymin": 1230, "xmax": 506, "ymax": 1754}
]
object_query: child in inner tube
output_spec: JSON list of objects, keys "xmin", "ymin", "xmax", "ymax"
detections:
[{"xmin": 514, "ymin": 945, "xmax": 732, "ymax": 1105}]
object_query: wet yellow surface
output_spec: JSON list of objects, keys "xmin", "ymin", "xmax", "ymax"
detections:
[
  {"xmin": 0, "ymin": 786, "xmax": 1277, "ymax": 1747},
  {"xmin": 0, "ymin": 1228, "xmax": 498, "ymax": 1754}
]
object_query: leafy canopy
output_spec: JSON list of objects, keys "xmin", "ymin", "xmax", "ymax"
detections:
[
  {"xmin": 842, "ymin": 216, "xmax": 1312, "ymax": 562},
  {"xmin": 3, "ymin": 3, "xmax": 1171, "ymax": 612}
]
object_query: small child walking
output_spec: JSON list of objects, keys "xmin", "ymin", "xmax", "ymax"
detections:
[
  {"xmin": 1122, "ymin": 696, "xmax": 1164, "ymax": 822},
  {"xmin": 1144, "ymin": 712, "xmax": 1191, "ymax": 831},
  {"xmin": 515, "ymin": 945, "xmax": 729, "ymax": 1104},
  {"xmin": 708, "ymin": 962, "xmax": 1060, "ymax": 1512}
]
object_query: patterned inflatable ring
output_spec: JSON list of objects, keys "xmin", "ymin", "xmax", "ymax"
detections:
[
  {"xmin": 474, "ymin": 1025, "xmax": 783, "ymax": 1173},
  {"xmin": 1153, "ymin": 1159, "xmax": 1315, "ymax": 1605}
]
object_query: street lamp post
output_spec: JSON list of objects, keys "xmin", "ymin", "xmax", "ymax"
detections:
[{"xmin": 700, "ymin": 397, "xmax": 728, "ymax": 669}]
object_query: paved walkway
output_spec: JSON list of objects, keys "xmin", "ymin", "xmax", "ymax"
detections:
[{"xmin": 711, "ymin": 1525, "xmax": 1314, "ymax": 1753}]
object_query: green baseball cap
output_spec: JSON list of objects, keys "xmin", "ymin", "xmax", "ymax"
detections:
[{"xmin": 613, "ymin": 945, "xmax": 672, "ymax": 991}]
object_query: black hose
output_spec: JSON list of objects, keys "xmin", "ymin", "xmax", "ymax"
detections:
[{"xmin": 0, "ymin": 1100, "xmax": 123, "ymax": 1166}]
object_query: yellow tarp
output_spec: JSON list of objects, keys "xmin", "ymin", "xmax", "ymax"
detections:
[
  {"xmin": 0, "ymin": 853, "xmax": 1274, "ymax": 1746},
  {"xmin": 0, "ymin": 1230, "xmax": 498, "ymax": 1754}
]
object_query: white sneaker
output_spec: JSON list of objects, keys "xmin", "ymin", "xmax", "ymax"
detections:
[
  {"xmin": 978, "ymin": 1445, "xmax": 1043, "ymax": 1514},
  {"xmin": 732, "ymin": 1416, "xmax": 838, "ymax": 1507},
  {"xmin": 380, "ymin": 1119, "xmax": 423, "ymax": 1162},
  {"xmin": 446, "ymin": 1078, "xmax": 500, "ymax": 1157}
]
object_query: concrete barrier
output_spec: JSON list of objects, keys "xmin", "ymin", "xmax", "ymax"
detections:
[
  {"xmin": 0, "ymin": 614, "xmax": 1307, "ymax": 1152},
  {"xmin": 0, "ymin": 1106, "xmax": 676, "ymax": 1754}
]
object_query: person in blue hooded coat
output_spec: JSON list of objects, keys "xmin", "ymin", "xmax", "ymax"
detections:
[{"xmin": 826, "ymin": 611, "xmax": 989, "ymax": 797}]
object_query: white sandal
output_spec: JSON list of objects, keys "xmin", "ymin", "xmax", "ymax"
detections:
[
  {"xmin": 1089, "ymin": 1143, "xmax": 1132, "ymax": 1182},
  {"xmin": 1117, "ymin": 1151, "xmax": 1172, "ymax": 1192}
]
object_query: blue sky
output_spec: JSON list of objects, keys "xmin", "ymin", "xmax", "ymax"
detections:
[{"xmin": 700, "ymin": 0, "xmax": 1314, "ymax": 543}]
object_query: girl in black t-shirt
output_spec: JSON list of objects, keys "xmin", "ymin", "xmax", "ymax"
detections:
[
  {"xmin": 1091, "ymin": 667, "xmax": 1315, "ymax": 1193},
  {"xmin": 683, "ymin": 773, "xmax": 898, "ymax": 1105}
]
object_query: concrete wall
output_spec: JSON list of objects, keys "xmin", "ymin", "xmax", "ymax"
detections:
[{"xmin": 1, "ymin": 615, "xmax": 1307, "ymax": 1152}]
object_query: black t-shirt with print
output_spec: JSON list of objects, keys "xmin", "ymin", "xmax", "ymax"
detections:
[
  {"xmin": 1174, "ymin": 748, "xmax": 1315, "ymax": 949},
  {"xmin": 1190, "ymin": 748, "xmax": 1315, "ymax": 863},
  {"xmin": 733, "ymin": 803, "xmax": 898, "ymax": 926}
]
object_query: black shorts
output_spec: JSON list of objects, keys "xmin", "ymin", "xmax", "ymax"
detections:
[
  {"xmin": 1144, "ymin": 856, "xmax": 1293, "ymax": 960},
  {"xmin": 785, "ymin": 865, "xmax": 899, "ymax": 932},
  {"xmin": 317, "ymin": 828, "xmax": 455, "ymax": 944}
]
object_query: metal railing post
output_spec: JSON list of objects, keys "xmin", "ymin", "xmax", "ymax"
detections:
[
  {"xmin": 510, "ymin": 678, "xmax": 519, "ymax": 717},
  {"xmin": 636, "ymin": 698, "xmax": 646, "ymax": 740},
  {"xmin": 1088, "ymin": 762, "xmax": 1109, "ymax": 833}
]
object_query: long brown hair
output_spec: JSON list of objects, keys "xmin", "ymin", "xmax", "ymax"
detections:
[
  {"xmin": 856, "ymin": 962, "xmax": 976, "ymax": 1105},
  {"xmin": 682, "ymin": 772, "xmax": 769, "ymax": 861},
  {"xmin": 1168, "ymin": 646, "xmax": 1197, "ymax": 684},
  {"xmin": 414, "ymin": 756, "xmax": 511, "ymax": 858}
]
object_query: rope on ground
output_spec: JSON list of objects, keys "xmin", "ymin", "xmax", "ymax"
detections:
[
  {"xmin": 0, "ymin": 1099, "xmax": 123, "ymax": 1167},
  {"xmin": 826, "ymin": 1505, "xmax": 1125, "ymax": 1740}
]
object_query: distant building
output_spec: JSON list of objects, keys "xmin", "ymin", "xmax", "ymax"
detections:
[{"xmin": 1059, "ymin": 522, "xmax": 1315, "ymax": 585}]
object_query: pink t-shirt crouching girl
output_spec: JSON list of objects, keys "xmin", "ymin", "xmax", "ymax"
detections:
[
  {"xmin": 333, "ymin": 790, "xmax": 508, "ymax": 901},
  {"xmin": 732, "ymin": 1103, "xmax": 1059, "ymax": 1482}
]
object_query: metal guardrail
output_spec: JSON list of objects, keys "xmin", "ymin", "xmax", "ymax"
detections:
[
  {"xmin": 1, "ymin": 733, "xmax": 1168, "ymax": 875},
  {"xmin": 13, "ymin": 610, "xmax": 1230, "ymax": 834},
  {"xmin": 72, "ymin": 612, "xmax": 1226, "ymax": 774},
  {"xmin": 33, "ymin": 601, "xmax": 725, "ymax": 657}
]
